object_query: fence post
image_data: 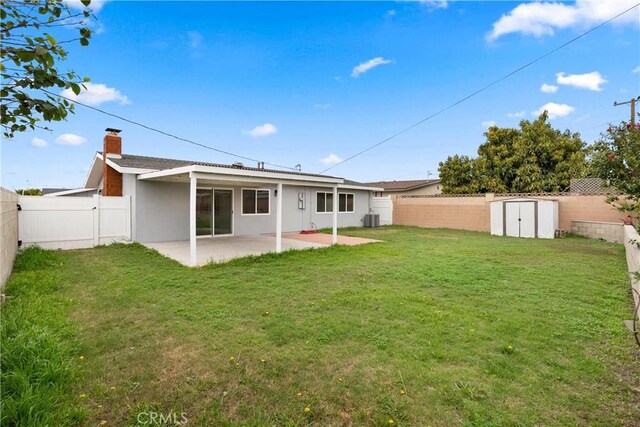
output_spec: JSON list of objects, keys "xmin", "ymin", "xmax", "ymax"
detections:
[
  {"xmin": 93, "ymin": 194, "xmax": 100, "ymax": 247},
  {"xmin": 124, "ymin": 195, "xmax": 132, "ymax": 241}
]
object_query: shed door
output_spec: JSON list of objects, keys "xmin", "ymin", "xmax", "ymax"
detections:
[
  {"xmin": 505, "ymin": 203, "xmax": 521, "ymax": 237},
  {"xmin": 519, "ymin": 202, "xmax": 536, "ymax": 238},
  {"xmin": 504, "ymin": 201, "xmax": 537, "ymax": 238}
]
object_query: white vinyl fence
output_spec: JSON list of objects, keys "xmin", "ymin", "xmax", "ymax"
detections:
[
  {"xmin": 1, "ymin": 187, "xmax": 19, "ymax": 287},
  {"xmin": 371, "ymin": 196, "xmax": 393, "ymax": 226},
  {"xmin": 18, "ymin": 195, "xmax": 131, "ymax": 250}
]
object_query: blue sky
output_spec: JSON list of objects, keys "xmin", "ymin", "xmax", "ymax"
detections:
[{"xmin": 2, "ymin": 0, "xmax": 639, "ymax": 189}]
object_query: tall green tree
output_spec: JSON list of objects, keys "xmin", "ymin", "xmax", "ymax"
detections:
[
  {"xmin": 1, "ymin": 0, "xmax": 95, "ymax": 138},
  {"xmin": 439, "ymin": 112, "xmax": 588, "ymax": 194},
  {"xmin": 437, "ymin": 154, "xmax": 479, "ymax": 194},
  {"xmin": 590, "ymin": 119, "xmax": 640, "ymax": 222}
]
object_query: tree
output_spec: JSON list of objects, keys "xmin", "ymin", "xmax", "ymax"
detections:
[
  {"xmin": 1, "ymin": 0, "xmax": 95, "ymax": 138},
  {"xmin": 14, "ymin": 188, "xmax": 42, "ymax": 195},
  {"xmin": 438, "ymin": 112, "xmax": 588, "ymax": 194},
  {"xmin": 589, "ymin": 119, "xmax": 640, "ymax": 223},
  {"xmin": 437, "ymin": 155, "xmax": 479, "ymax": 194}
]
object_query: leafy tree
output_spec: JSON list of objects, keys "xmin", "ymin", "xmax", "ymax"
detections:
[
  {"xmin": 1, "ymin": 0, "xmax": 95, "ymax": 138},
  {"xmin": 589, "ymin": 118, "xmax": 640, "ymax": 223},
  {"xmin": 14, "ymin": 188, "xmax": 43, "ymax": 196},
  {"xmin": 439, "ymin": 112, "xmax": 588, "ymax": 194},
  {"xmin": 437, "ymin": 154, "xmax": 479, "ymax": 194}
]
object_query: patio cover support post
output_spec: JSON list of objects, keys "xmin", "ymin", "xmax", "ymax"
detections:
[
  {"xmin": 276, "ymin": 182, "xmax": 283, "ymax": 253},
  {"xmin": 189, "ymin": 174, "xmax": 197, "ymax": 266},
  {"xmin": 332, "ymin": 185, "xmax": 338, "ymax": 245}
]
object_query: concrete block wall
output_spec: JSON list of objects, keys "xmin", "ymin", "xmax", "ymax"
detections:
[
  {"xmin": 393, "ymin": 193, "xmax": 625, "ymax": 235},
  {"xmin": 393, "ymin": 195, "xmax": 489, "ymax": 232},
  {"xmin": 1, "ymin": 187, "xmax": 19, "ymax": 288},
  {"xmin": 571, "ymin": 221, "xmax": 625, "ymax": 243}
]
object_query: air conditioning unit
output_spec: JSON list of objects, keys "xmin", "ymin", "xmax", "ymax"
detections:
[{"xmin": 363, "ymin": 213, "xmax": 380, "ymax": 228}]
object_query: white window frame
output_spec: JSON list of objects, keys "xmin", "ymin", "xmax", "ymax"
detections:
[
  {"xmin": 241, "ymin": 188, "xmax": 271, "ymax": 216},
  {"xmin": 315, "ymin": 191, "xmax": 334, "ymax": 214},
  {"xmin": 338, "ymin": 193, "xmax": 355, "ymax": 213},
  {"xmin": 316, "ymin": 191, "xmax": 354, "ymax": 213}
]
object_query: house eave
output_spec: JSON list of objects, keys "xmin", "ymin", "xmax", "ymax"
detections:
[{"xmin": 137, "ymin": 164, "xmax": 344, "ymax": 186}]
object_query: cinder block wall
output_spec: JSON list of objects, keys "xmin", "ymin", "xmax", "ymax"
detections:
[
  {"xmin": 1, "ymin": 187, "xmax": 19, "ymax": 288},
  {"xmin": 393, "ymin": 195, "xmax": 489, "ymax": 232},
  {"xmin": 571, "ymin": 221, "xmax": 625, "ymax": 243},
  {"xmin": 393, "ymin": 194, "xmax": 624, "ymax": 234}
]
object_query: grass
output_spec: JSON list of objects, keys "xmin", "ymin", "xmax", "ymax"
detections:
[{"xmin": 1, "ymin": 226, "xmax": 639, "ymax": 426}]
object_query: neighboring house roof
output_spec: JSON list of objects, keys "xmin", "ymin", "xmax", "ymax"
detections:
[
  {"xmin": 365, "ymin": 179, "xmax": 441, "ymax": 192},
  {"xmin": 85, "ymin": 153, "xmax": 382, "ymax": 191},
  {"xmin": 43, "ymin": 187, "xmax": 98, "ymax": 197},
  {"xmin": 42, "ymin": 187, "xmax": 71, "ymax": 195}
]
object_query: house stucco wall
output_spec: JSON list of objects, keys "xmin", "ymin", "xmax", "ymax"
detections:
[{"xmin": 124, "ymin": 175, "xmax": 372, "ymax": 243}]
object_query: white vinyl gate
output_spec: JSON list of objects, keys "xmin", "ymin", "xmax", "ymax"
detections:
[
  {"xmin": 18, "ymin": 195, "xmax": 131, "ymax": 250},
  {"xmin": 371, "ymin": 197, "xmax": 393, "ymax": 226}
]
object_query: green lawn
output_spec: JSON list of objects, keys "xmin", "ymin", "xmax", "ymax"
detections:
[{"xmin": 2, "ymin": 227, "xmax": 639, "ymax": 426}]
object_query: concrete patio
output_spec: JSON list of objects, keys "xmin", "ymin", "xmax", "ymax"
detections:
[{"xmin": 143, "ymin": 233, "xmax": 381, "ymax": 266}]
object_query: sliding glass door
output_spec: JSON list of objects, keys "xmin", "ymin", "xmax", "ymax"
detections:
[
  {"xmin": 196, "ymin": 188, "xmax": 233, "ymax": 236},
  {"xmin": 213, "ymin": 189, "xmax": 233, "ymax": 235},
  {"xmin": 196, "ymin": 189, "xmax": 213, "ymax": 236}
]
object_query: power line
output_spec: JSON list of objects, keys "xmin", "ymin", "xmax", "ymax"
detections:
[
  {"xmin": 584, "ymin": 117, "xmax": 628, "ymax": 131},
  {"xmin": 40, "ymin": 88, "xmax": 297, "ymax": 171},
  {"xmin": 319, "ymin": 2, "xmax": 640, "ymax": 174}
]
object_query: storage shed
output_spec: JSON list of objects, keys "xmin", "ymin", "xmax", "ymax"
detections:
[{"xmin": 490, "ymin": 197, "xmax": 559, "ymax": 239}]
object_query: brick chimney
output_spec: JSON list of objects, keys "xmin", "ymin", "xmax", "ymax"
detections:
[{"xmin": 102, "ymin": 128, "xmax": 123, "ymax": 196}]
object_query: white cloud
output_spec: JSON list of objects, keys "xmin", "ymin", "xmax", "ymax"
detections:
[
  {"xmin": 246, "ymin": 123, "xmax": 278, "ymax": 137},
  {"xmin": 386, "ymin": 9, "xmax": 397, "ymax": 17},
  {"xmin": 187, "ymin": 31, "xmax": 203, "ymax": 49},
  {"xmin": 540, "ymin": 83, "xmax": 558, "ymax": 93},
  {"xmin": 532, "ymin": 102, "xmax": 575, "ymax": 119},
  {"xmin": 60, "ymin": 82, "xmax": 130, "ymax": 106},
  {"xmin": 556, "ymin": 71, "xmax": 607, "ymax": 91},
  {"xmin": 632, "ymin": 66, "xmax": 640, "ymax": 73},
  {"xmin": 31, "ymin": 137, "xmax": 48, "ymax": 148},
  {"xmin": 507, "ymin": 111, "xmax": 526, "ymax": 118},
  {"xmin": 487, "ymin": 0, "xmax": 640, "ymax": 41},
  {"xmin": 420, "ymin": 0, "xmax": 448, "ymax": 9},
  {"xmin": 56, "ymin": 133, "xmax": 87, "ymax": 146},
  {"xmin": 481, "ymin": 120, "xmax": 496, "ymax": 128},
  {"xmin": 320, "ymin": 153, "xmax": 342, "ymax": 166},
  {"xmin": 351, "ymin": 57, "xmax": 392, "ymax": 78},
  {"xmin": 64, "ymin": 0, "xmax": 107, "ymax": 12},
  {"xmin": 313, "ymin": 103, "xmax": 332, "ymax": 109}
]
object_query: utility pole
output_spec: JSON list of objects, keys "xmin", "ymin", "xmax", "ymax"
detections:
[{"xmin": 613, "ymin": 96, "xmax": 640, "ymax": 126}]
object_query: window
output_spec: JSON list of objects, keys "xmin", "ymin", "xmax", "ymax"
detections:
[
  {"xmin": 339, "ymin": 193, "xmax": 355, "ymax": 213},
  {"xmin": 316, "ymin": 192, "xmax": 354, "ymax": 213},
  {"xmin": 242, "ymin": 189, "xmax": 270, "ymax": 215},
  {"xmin": 316, "ymin": 192, "xmax": 333, "ymax": 213}
]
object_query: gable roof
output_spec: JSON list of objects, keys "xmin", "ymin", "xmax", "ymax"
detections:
[
  {"xmin": 104, "ymin": 153, "xmax": 341, "ymax": 180},
  {"xmin": 365, "ymin": 179, "xmax": 440, "ymax": 192},
  {"xmin": 85, "ymin": 153, "xmax": 381, "ymax": 190}
]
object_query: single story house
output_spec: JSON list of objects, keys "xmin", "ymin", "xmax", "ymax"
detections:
[
  {"xmin": 80, "ymin": 129, "xmax": 382, "ymax": 265},
  {"xmin": 366, "ymin": 179, "xmax": 442, "ymax": 197}
]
